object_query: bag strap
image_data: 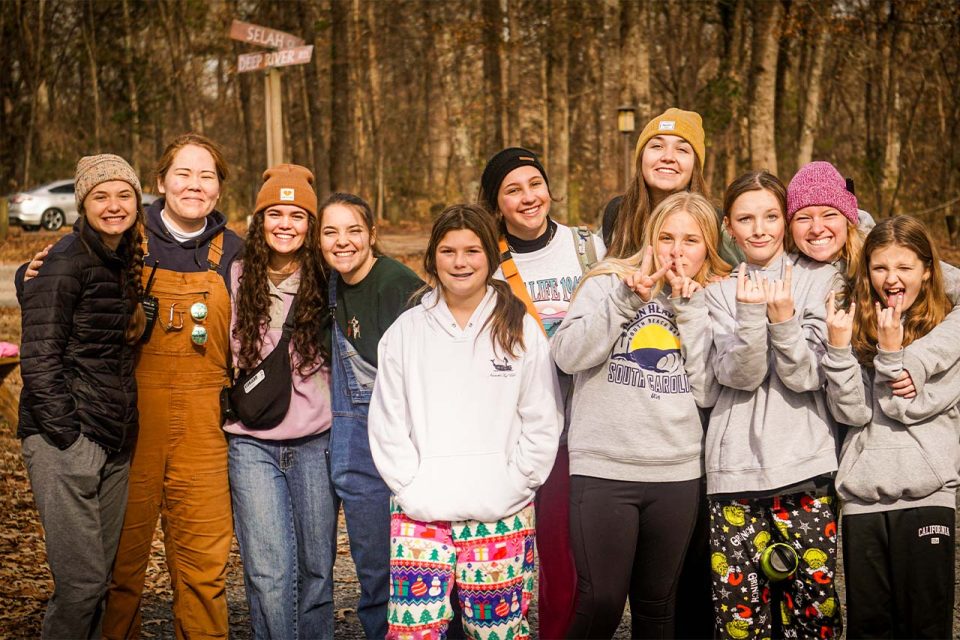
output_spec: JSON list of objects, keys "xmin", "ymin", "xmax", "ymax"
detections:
[
  {"xmin": 571, "ymin": 226, "xmax": 598, "ymax": 275},
  {"xmin": 207, "ymin": 231, "xmax": 224, "ymax": 271},
  {"xmin": 280, "ymin": 294, "xmax": 298, "ymax": 341},
  {"xmin": 498, "ymin": 237, "xmax": 546, "ymax": 336}
]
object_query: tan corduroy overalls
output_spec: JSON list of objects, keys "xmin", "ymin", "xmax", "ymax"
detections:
[{"xmin": 104, "ymin": 231, "xmax": 233, "ymax": 639}]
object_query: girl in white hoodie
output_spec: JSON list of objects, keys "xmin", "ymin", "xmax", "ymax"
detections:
[{"xmin": 368, "ymin": 203, "xmax": 563, "ymax": 640}]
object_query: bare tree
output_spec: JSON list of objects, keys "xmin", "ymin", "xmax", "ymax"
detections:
[{"xmin": 748, "ymin": 0, "xmax": 783, "ymax": 175}]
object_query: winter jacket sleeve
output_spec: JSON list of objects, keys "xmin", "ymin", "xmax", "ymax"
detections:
[
  {"xmin": 367, "ymin": 321, "xmax": 420, "ymax": 496},
  {"xmin": 511, "ymin": 321, "xmax": 564, "ymax": 491},
  {"xmin": 822, "ymin": 345, "xmax": 872, "ymax": 427},
  {"xmin": 551, "ymin": 274, "xmax": 644, "ymax": 374},
  {"xmin": 874, "ymin": 347, "xmax": 960, "ymax": 426},
  {"xmin": 19, "ymin": 255, "xmax": 83, "ymax": 449},
  {"xmin": 706, "ymin": 283, "xmax": 769, "ymax": 391},
  {"xmin": 673, "ymin": 291, "xmax": 719, "ymax": 408}
]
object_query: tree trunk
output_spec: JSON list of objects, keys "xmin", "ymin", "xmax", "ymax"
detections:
[
  {"xmin": 481, "ymin": 0, "xmax": 505, "ymax": 155},
  {"xmin": 546, "ymin": 0, "xmax": 569, "ymax": 222},
  {"xmin": 18, "ymin": 0, "xmax": 46, "ymax": 187},
  {"xmin": 330, "ymin": 0, "xmax": 353, "ymax": 191},
  {"xmin": 748, "ymin": 0, "xmax": 783, "ymax": 175},
  {"xmin": 296, "ymin": 0, "xmax": 329, "ymax": 197},
  {"xmin": 620, "ymin": 0, "xmax": 650, "ymax": 121},
  {"xmin": 81, "ymin": 2, "xmax": 101, "ymax": 152},
  {"xmin": 121, "ymin": 0, "xmax": 141, "ymax": 174},
  {"xmin": 796, "ymin": 24, "xmax": 828, "ymax": 169}
]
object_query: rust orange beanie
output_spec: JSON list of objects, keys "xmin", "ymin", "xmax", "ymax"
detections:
[{"xmin": 254, "ymin": 163, "xmax": 317, "ymax": 217}]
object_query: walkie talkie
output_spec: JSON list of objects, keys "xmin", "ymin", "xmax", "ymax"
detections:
[{"xmin": 141, "ymin": 262, "xmax": 160, "ymax": 343}]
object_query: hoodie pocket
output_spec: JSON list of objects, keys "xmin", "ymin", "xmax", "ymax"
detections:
[
  {"xmin": 397, "ymin": 451, "xmax": 533, "ymax": 524},
  {"xmin": 837, "ymin": 444, "xmax": 944, "ymax": 503}
]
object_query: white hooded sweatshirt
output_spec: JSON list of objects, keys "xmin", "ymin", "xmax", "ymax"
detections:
[{"xmin": 368, "ymin": 286, "xmax": 563, "ymax": 523}]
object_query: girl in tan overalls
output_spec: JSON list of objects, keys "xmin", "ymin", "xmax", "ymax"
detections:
[{"xmin": 103, "ymin": 134, "xmax": 244, "ymax": 639}]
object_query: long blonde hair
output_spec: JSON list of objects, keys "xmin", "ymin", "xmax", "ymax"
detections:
[{"xmin": 578, "ymin": 192, "xmax": 731, "ymax": 297}]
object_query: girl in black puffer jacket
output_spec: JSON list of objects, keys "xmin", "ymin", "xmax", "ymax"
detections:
[{"xmin": 17, "ymin": 154, "xmax": 145, "ymax": 639}]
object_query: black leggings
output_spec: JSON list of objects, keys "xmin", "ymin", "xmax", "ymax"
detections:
[{"xmin": 567, "ymin": 475, "xmax": 700, "ymax": 639}]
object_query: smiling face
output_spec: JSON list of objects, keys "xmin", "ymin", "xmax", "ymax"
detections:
[
  {"xmin": 157, "ymin": 144, "xmax": 220, "ymax": 232},
  {"xmin": 435, "ymin": 228, "xmax": 489, "ymax": 306},
  {"xmin": 869, "ymin": 243, "xmax": 930, "ymax": 311},
  {"xmin": 83, "ymin": 180, "xmax": 139, "ymax": 250},
  {"xmin": 320, "ymin": 203, "xmax": 377, "ymax": 284},
  {"xmin": 497, "ymin": 165, "xmax": 551, "ymax": 240},
  {"xmin": 640, "ymin": 135, "xmax": 696, "ymax": 203},
  {"xmin": 791, "ymin": 205, "xmax": 849, "ymax": 263},
  {"xmin": 654, "ymin": 210, "xmax": 708, "ymax": 278},
  {"xmin": 263, "ymin": 204, "xmax": 309, "ymax": 264},
  {"xmin": 725, "ymin": 189, "xmax": 786, "ymax": 267}
]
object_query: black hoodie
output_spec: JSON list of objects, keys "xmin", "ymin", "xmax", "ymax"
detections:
[{"xmin": 141, "ymin": 198, "xmax": 243, "ymax": 287}]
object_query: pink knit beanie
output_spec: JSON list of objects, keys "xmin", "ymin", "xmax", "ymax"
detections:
[{"xmin": 786, "ymin": 161, "xmax": 858, "ymax": 224}]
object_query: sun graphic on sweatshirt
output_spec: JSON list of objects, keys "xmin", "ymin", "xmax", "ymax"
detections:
[{"xmin": 628, "ymin": 324, "xmax": 681, "ymax": 353}]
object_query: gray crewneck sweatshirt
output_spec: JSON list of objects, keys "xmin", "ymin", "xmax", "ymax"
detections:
[
  {"xmin": 551, "ymin": 274, "xmax": 711, "ymax": 482},
  {"xmin": 704, "ymin": 253, "xmax": 842, "ymax": 495},
  {"xmin": 823, "ymin": 343, "xmax": 960, "ymax": 515}
]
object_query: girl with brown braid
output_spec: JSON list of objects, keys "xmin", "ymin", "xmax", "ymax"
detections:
[
  {"xmin": 16, "ymin": 154, "xmax": 145, "ymax": 638},
  {"xmin": 224, "ymin": 164, "xmax": 338, "ymax": 638}
]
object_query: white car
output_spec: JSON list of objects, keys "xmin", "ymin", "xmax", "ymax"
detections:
[{"xmin": 8, "ymin": 180, "xmax": 157, "ymax": 231}]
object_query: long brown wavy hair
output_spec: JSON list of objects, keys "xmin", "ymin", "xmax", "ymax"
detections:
[
  {"xmin": 423, "ymin": 203, "xmax": 527, "ymax": 358},
  {"xmin": 608, "ymin": 150, "xmax": 708, "ymax": 259},
  {"xmin": 849, "ymin": 216, "xmax": 952, "ymax": 365},
  {"xmin": 233, "ymin": 211, "xmax": 330, "ymax": 375},
  {"xmin": 76, "ymin": 197, "xmax": 147, "ymax": 345}
]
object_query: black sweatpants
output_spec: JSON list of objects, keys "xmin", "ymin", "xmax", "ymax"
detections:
[
  {"xmin": 567, "ymin": 475, "xmax": 700, "ymax": 639},
  {"xmin": 675, "ymin": 482, "xmax": 714, "ymax": 639},
  {"xmin": 843, "ymin": 507, "xmax": 955, "ymax": 639}
]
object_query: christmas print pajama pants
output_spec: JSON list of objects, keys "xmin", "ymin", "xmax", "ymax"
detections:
[
  {"xmin": 708, "ymin": 492, "xmax": 843, "ymax": 639},
  {"xmin": 386, "ymin": 499, "xmax": 536, "ymax": 640}
]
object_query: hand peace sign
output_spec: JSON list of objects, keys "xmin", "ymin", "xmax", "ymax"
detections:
[
  {"xmin": 624, "ymin": 246, "xmax": 671, "ymax": 303},
  {"xmin": 875, "ymin": 293, "xmax": 904, "ymax": 352},
  {"xmin": 667, "ymin": 260, "xmax": 702, "ymax": 299},
  {"xmin": 735, "ymin": 263, "xmax": 766, "ymax": 305},
  {"xmin": 825, "ymin": 290, "xmax": 855, "ymax": 348},
  {"xmin": 762, "ymin": 262, "xmax": 794, "ymax": 323}
]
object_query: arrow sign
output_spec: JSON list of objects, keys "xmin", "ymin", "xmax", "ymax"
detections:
[
  {"xmin": 237, "ymin": 45, "xmax": 314, "ymax": 73},
  {"xmin": 229, "ymin": 20, "xmax": 304, "ymax": 50}
]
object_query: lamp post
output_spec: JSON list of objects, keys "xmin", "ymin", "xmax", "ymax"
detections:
[{"xmin": 617, "ymin": 105, "xmax": 637, "ymax": 191}]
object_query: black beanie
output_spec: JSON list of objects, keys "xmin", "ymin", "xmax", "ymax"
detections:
[{"xmin": 479, "ymin": 147, "xmax": 549, "ymax": 212}]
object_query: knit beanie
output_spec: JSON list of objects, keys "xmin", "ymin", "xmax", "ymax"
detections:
[
  {"xmin": 786, "ymin": 161, "xmax": 858, "ymax": 224},
  {"xmin": 634, "ymin": 108, "xmax": 706, "ymax": 169},
  {"xmin": 254, "ymin": 164, "xmax": 317, "ymax": 217},
  {"xmin": 479, "ymin": 147, "xmax": 549, "ymax": 212},
  {"xmin": 75, "ymin": 154, "xmax": 142, "ymax": 210}
]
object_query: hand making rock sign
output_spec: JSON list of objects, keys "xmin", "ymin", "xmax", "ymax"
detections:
[
  {"xmin": 875, "ymin": 292, "xmax": 905, "ymax": 352},
  {"xmin": 734, "ymin": 262, "xmax": 766, "ymax": 305},
  {"xmin": 624, "ymin": 245, "xmax": 672, "ymax": 302},
  {"xmin": 825, "ymin": 289, "xmax": 855, "ymax": 348},
  {"xmin": 762, "ymin": 262, "xmax": 794, "ymax": 323}
]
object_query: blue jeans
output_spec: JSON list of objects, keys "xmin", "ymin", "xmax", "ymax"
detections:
[
  {"xmin": 328, "ymin": 276, "xmax": 391, "ymax": 638},
  {"xmin": 228, "ymin": 432, "xmax": 338, "ymax": 639}
]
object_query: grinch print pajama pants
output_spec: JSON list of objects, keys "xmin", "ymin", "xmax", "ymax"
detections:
[
  {"xmin": 708, "ymin": 492, "xmax": 843, "ymax": 639},
  {"xmin": 386, "ymin": 498, "xmax": 536, "ymax": 640}
]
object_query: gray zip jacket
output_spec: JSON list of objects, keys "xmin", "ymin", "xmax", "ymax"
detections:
[
  {"xmin": 552, "ymin": 274, "xmax": 712, "ymax": 482},
  {"xmin": 823, "ymin": 343, "xmax": 960, "ymax": 514},
  {"xmin": 704, "ymin": 253, "xmax": 841, "ymax": 494}
]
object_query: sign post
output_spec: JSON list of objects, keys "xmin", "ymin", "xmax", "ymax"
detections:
[{"xmin": 230, "ymin": 20, "xmax": 313, "ymax": 168}]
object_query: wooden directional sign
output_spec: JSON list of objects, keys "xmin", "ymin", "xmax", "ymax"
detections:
[
  {"xmin": 229, "ymin": 20, "xmax": 304, "ymax": 50},
  {"xmin": 237, "ymin": 45, "xmax": 314, "ymax": 73}
]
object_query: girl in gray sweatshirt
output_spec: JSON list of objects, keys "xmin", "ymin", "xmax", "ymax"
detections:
[
  {"xmin": 552, "ymin": 192, "xmax": 730, "ymax": 638},
  {"xmin": 823, "ymin": 215, "xmax": 960, "ymax": 639},
  {"xmin": 702, "ymin": 171, "xmax": 843, "ymax": 640}
]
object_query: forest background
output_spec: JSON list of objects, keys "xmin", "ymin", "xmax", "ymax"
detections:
[{"xmin": 1, "ymin": 0, "xmax": 959, "ymax": 238}]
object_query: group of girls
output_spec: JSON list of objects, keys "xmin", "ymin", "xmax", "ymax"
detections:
[{"xmin": 14, "ymin": 107, "xmax": 960, "ymax": 640}]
